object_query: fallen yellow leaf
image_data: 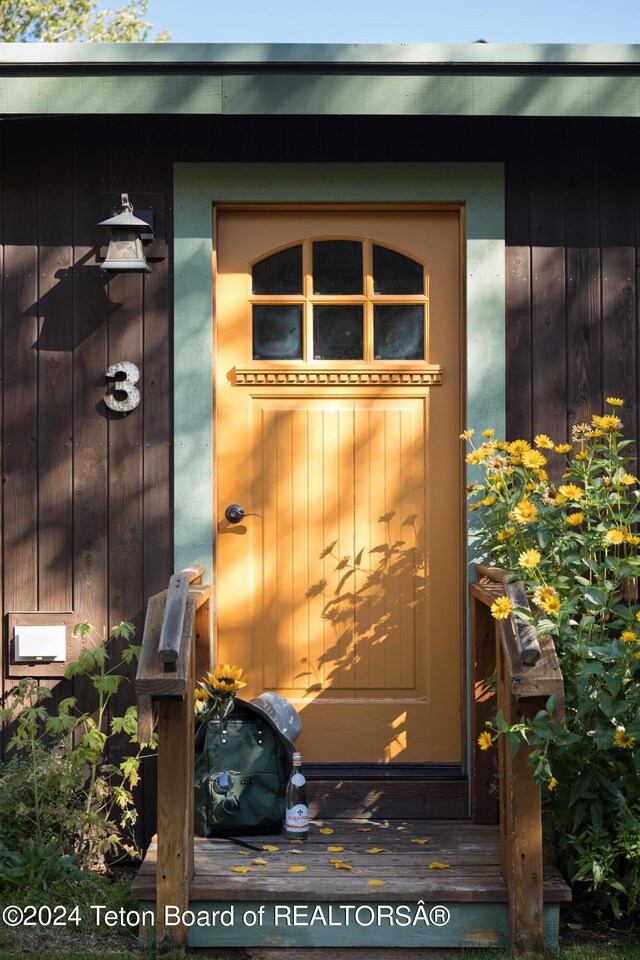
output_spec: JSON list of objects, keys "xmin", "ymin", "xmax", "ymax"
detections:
[
  {"xmin": 319, "ymin": 827, "xmax": 334, "ymax": 835},
  {"xmin": 410, "ymin": 838, "xmax": 430, "ymax": 845},
  {"xmin": 366, "ymin": 847, "xmax": 384, "ymax": 854},
  {"xmin": 428, "ymin": 861, "xmax": 451, "ymax": 869},
  {"xmin": 287, "ymin": 849, "xmax": 302, "ymax": 855},
  {"xmin": 289, "ymin": 839, "xmax": 303, "ymax": 844},
  {"xmin": 288, "ymin": 865, "xmax": 307, "ymax": 872},
  {"xmin": 262, "ymin": 844, "xmax": 280, "ymax": 851},
  {"xmin": 333, "ymin": 861, "xmax": 353, "ymax": 870},
  {"xmin": 326, "ymin": 845, "xmax": 345, "ymax": 853},
  {"xmin": 236, "ymin": 850, "xmax": 250, "ymax": 856},
  {"xmin": 231, "ymin": 866, "xmax": 251, "ymax": 873},
  {"xmin": 327, "ymin": 858, "xmax": 343, "ymax": 864},
  {"xmin": 356, "ymin": 827, "xmax": 372, "ymax": 832},
  {"xmin": 251, "ymin": 858, "xmax": 267, "ymax": 866},
  {"xmin": 368, "ymin": 879, "xmax": 385, "ymax": 886}
]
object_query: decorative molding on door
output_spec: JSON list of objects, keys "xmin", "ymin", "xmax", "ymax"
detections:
[{"xmin": 232, "ymin": 364, "xmax": 443, "ymax": 386}]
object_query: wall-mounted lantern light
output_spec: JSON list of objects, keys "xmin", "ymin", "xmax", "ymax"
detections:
[{"xmin": 98, "ymin": 193, "xmax": 153, "ymax": 273}]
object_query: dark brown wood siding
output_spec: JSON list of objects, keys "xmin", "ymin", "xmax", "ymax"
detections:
[{"xmin": 0, "ymin": 114, "xmax": 638, "ymax": 841}]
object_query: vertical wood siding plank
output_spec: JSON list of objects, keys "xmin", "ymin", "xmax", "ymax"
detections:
[
  {"xmin": 72, "ymin": 117, "xmax": 109, "ymax": 643},
  {"xmin": 3, "ymin": 121, "xmax": 39, "ymax": 615},
  {"xmin": 505, "ymin": 119, "xmax": 532, "ymax": 442},
  {"xmin": 565, "ymin": 119, "xmax": 601, "ymax": 433},
  {"xmin": 600, "ymin": 119, "xmax": 637, "ymax": 450},
  {"xmin": 530, "ymin": 120, "xmax": 567, "ymax": 445},
  {"xmin": 37, "ymin": 119, "xmax": 74, "ymax": 612},
  {"xmin": 106, "ymin": 118, "xmax": 146, "ymax": 742}
]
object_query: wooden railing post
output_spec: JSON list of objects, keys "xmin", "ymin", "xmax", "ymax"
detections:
[
  {"xmin": 136, "ymin": 564, "xmax": 212, "ymax": 956},
  {"xmin": 470, "ymin": 569, "xmax": 565, "ymax": 958}
]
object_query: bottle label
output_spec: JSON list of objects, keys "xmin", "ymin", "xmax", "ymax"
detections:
[
  {"xmin": 285, "ymin": 804, "xmax": 309, "ymax": 832},
  {"xmin": 290, "ymin": 773, "xmax": 306, "ymax": 787}
]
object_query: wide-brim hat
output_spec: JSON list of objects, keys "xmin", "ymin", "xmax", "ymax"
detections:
[{"xmin": 234, "ymin": 693, "xmax": 302, "ymax": 755}]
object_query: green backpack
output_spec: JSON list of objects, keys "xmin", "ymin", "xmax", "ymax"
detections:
[{"xmin": 194, "ymin": 704, "xmax": 292, "ymax": 837}]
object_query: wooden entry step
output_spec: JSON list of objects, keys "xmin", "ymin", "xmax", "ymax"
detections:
[{"xmin": 132, "ymin": 819, "xmax": 570, "ymax": 950}]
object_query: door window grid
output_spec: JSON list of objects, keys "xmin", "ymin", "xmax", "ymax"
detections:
[{"xmin": 250, "ymin": 238, "xmax": 429, "ymax": 362}]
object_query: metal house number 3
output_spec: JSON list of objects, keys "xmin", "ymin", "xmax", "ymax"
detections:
[{"xmin": 104, "ymin": 361, "xmax": 141, "ymax": 413}]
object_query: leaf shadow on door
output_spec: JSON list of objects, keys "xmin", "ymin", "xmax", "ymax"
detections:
[{"xmin": 299, "ymin": 512, "xmax": 427, "ymax": 763}]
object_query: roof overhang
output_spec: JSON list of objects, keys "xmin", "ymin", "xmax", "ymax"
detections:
[{"xmin": 0, "ymin": 42, "xmax": 639, "ymax": 117}]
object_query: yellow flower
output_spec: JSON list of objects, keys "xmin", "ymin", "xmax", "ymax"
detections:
[
  {"xmin": 621, "ymin": 631, "xmax": 637, "ymax": 643},
  {"xmin": 525, "ymin": 481, "xmax": 536, "ymax": 492},
  {"xmin": 194, "ymin": 687, "xmax": 209, "ymax": 703},
  {"xmin": 482, "ymin": 428, "xmax": 496, "ymax": 437},
  {"xmin": 566, "ymin": 512, "xmax": 584, "ymax": 526},
  {"xmin": 518, "ymin": 548, "xmax": 541, "ymax": 569},
  {"xmin": 510, "ymin": 500, "xmax": 538, "ymax": 525},
  {"xmin": 206, "ymin": 663, "xmax": 248, "ymax": 692},
  {"xmin": 532, "ymin": 585, "xmax": 560, "ymax": 615},
  {"xmin": 606, "ymin": 397, "xmax": 624, "ymax": 406},
  {"xmin": 554, "ymin": 443, "xmax": 572, "ymax": 454},
  {"xmin": 636, "ymin": 611, "xmax": 640, "ymax": 622},
  {"xmin": 497, "ymin": 527, "xmax": 516, "ymax": 541},
  {"xmin": 575, "ymin": 451, "xmax": 588, "ymax": 461},
  {"xmin": 496, "ymin": 441, "xmax": 510, "ymax": 451},
  {"xmin": 614, "ymin": 727, "xmax": 636, "ymax": 750},
  {"xmin": 490, "ymin": 596, "xmax": 512, "ymax": 620},
  {"xmin": 482, "ymin": 495, "xmax": 496, "ymax": 506},
  {"xmin": 466, "ymin": 449, "xmax": 486, "ymax": 464},
  {"xmin": 477, "ymin": 731, "xmax": 493, "ymax": 751},
  {"xmin": 534, "ymin": 434, "xmax": 555, "ymax": 449},
  {"xmin": 604, "ymin": 528, "xmax": 627, "ymax": 545},
  {"xmin": 547, "ymin": 777, "xmax": 558, "ymax": 792},
  {"xmin": 460, "ymin": 429, "xmax": 475, "ymax": 440},
  {"xmin": 592, "ymin": 414, "xmax": 622, "ymax": 432},
  {"xmin": 508, "ymin": 439, "xmax": 531, "ymax": 456},
  {"xmin": 620, "ymin": 474, "xmax": 637, "ymax": 486},
  {"xmin": 636, "ymin": 652, "xmax": 640, "ymax": 661},
  {"xmin": 522, "ymin": 450, "xmax": 547, "ymax": 469},
  {"xmin": 558, "ymin": 484, "xmax": 582, "ymax": 500},
  {"xmin": 470, "ymin": 503, "xmax": 480, "ymax": 511},
  {"xmin": 627, "ymin": 534, "xmax": 640, "ymax": 546}
]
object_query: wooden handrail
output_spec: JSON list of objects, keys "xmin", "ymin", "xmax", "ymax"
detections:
[
  {"xmin": 470, "ymin": 568, "xmax": 566, "ymax": 958},
  {"xmin": 136, "ymin": 565, "xmax": 212, "ymax": 955}
]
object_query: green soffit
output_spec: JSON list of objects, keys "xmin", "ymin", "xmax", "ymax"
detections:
[{"xmin": 0, "ymin": 43, "xmax": 639, "ymax": 117}]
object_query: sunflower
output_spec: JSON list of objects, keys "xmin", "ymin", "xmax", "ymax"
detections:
[
  {"xmin": 604, "ymin": 528, "xmax": 627, "ymax": 545},
  {"xmin": 521, "ymin": 450, "xmax": 547, "ymax": 469},
  {"xmin": 518, "ymin": 548, "xmax": 541, "ymax": 569},
  {"xmin": 477, "ymin": 731, "xmax": 493, "ymax": 751},
  {"xmin": 490, "ymin": 596, "xmax": 512, "ymax": 620},
  {"xmin": 614, "ymin": 727, "xmax": 636, "ymax": 750},
  {"xmin": 566, "ymin": 512, "xmax": 584, "ymax": 526},
  {"xmin": 592, "ymin": 414, "xmax": 622, "ymax": 432},
  {"xmin": 627, "ymin": 534, "xmax": 640, "ymax": 546},
  {"xmin": 558, "ymin": 484, "xmax": 582, "ymax": 501},
  {"xmin": 510, "ymin": 500, "xmax": 538, "ymax": 525},
  {"xmin": 532, "ymin": 585, "xmax": 560, "ymax": 615},
  {"xmin": 206, "ymin": 663, "xmax": 248, "ymax": 693},
  {"xmin": 620, "ymin": 631, "xmax": 637, "ymax": 644}
]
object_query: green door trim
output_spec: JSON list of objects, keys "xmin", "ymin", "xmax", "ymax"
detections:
[{"xmin": 173, "ymin": 161, "xmax": 505, "ymax": 780}]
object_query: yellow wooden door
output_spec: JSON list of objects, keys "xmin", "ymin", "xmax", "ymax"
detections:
[{"xmin": 214, "ymin": 209, "xmax": 462, "ymax": 765}]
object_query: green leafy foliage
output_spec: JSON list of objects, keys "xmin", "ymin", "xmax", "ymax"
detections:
[
  {"xmin": 0, "ymin": 0, "xmax": 170, "ymax": 42},
  {"xmin": 467, "ymin": 410, "xmax": 640, "ymax": 919},
  {"xmin": 0, "ymin": 623, "xmax": 157, "ymax": 879}
]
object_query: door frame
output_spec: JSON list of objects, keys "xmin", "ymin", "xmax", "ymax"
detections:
[{"xmin": 173, "ymin": 162, "xmax": 505, "ymax": 794}]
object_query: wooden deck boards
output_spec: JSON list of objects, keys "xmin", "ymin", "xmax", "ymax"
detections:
[{"xmin": 132, "ymin": 819, "xmax": 571, "ymax": 904}]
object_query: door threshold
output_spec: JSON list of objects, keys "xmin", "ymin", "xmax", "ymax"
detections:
[{"xmin": 305, "ymin": 763, "xmax": 466, "ymax": 781}]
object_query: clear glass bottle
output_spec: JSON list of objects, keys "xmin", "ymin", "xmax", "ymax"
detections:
[{"xmin": 285, "ymin": 751, "xmax": 309, "ymax": 839}]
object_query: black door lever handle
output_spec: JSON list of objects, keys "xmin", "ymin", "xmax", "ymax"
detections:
[{"xmin": 224, "ymin": 503, "xmax": 263, "ymax": 524}]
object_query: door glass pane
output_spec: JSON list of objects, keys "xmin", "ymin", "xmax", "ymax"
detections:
[
  {"xmin": 373, "ymin": 245, "xmax": 424, "ymax": 295},
  {"xmin": 313, "ymin": 241, "xmax": 363, "ymax": 295},
  {"xmin": 253, "ymin": 305, "xmax": 303, "ymax": 359},
  {"xmin": 374, "ymin": 305, "xmax": 424, "ymax": 360},
  {"xmin": 252, "ymin": 245, "xmax": 303, "ymax": 295},
  {"xmin": 313, "ymin": 305, "xmax": 363, "ymax": 360}
]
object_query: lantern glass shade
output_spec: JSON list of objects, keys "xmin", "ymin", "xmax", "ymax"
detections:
[
  {"xmin": 99, "ymin": 194, "xmax": 153, "ymax": 273},
  {"xmin": 102, "ymin": 230, "xmax": 151, "ymax": 272}
]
